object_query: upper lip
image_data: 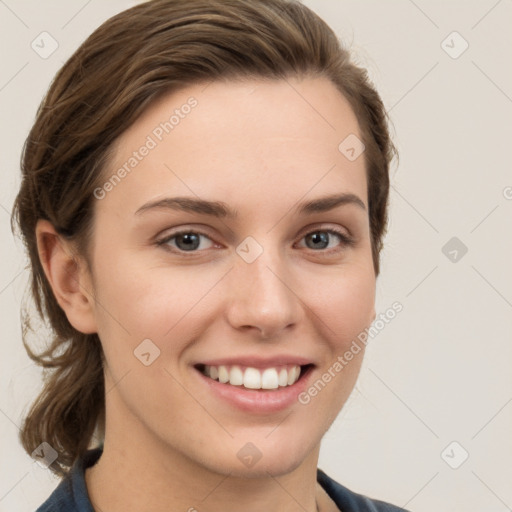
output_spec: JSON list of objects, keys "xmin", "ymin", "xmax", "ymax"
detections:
[{"xmin": 195, "ymin": 355, "xmax": 315, "ymax": 368}]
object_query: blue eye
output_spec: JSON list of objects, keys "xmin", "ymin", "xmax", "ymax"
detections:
[
  {"xmin": 156, "ymin": 228, "xmax": 354, "ymax": 254},
  {"xmin": 299, "ymin": 229, "xmax": 355, "ymax": 252}
]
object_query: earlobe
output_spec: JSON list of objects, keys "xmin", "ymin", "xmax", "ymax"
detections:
[{"xmin": 35, "ymin": 219, "xmax": 98, "ymax": 334}]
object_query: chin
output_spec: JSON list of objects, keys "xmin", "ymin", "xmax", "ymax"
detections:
[{"xmin": 191, "ymin": 431, "xmax": 318, "ymax": 479}]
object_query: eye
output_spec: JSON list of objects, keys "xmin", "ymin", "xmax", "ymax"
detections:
[
  {"xmin": 297, "ymin": 228, "xmax": 355, "ymax": 253},
  {"xmin": 156, "ymin": 230, "xmax": 215, "ymax": 252},
  {"xmin": 156, "ymin": 227, "xmax": 355, "ymax": 255}
]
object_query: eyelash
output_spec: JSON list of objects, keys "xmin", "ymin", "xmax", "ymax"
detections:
[{"xmin": 156, "ymin": 227, "xmax": 355, "ymax": 256}]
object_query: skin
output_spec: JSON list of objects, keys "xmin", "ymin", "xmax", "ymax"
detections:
[{"xmin": 36, "ymin": 76, "xmax": 376, "ymax": 512}]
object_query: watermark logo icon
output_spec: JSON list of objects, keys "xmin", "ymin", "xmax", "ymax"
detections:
[
  {"xmin": 338, "ymin": 134, "xmax": 365, "ymax": 161},
  {"xmin": 442, "ymin": 237, "xmax": 468, "ymax": 263},
  {"xmin": 134, "ymin": 338, "xmax": 161, "ymax": 366},
  {"xmin": 236, "ymin": 236, "xmax": 263, "ymax": 263},
  {"xmin": 31, "ymin": 32, "xmax": 59, "ymax": 59},
  {"xmin": 441, "ymin": 441, "xmax": 469, "ymax": 469},
  {"xmin": 32, "ymin": 442, "xmax": 58, "ymax": 469},
  {"xmin": 237, "ymin": 442, "xmax": 262, "ymax": 468},
  {"xmin": 441, "ymin": 31, "xmax": 469, "ymax": 59}
]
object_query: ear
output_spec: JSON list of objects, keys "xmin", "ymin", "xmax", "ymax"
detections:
[{"xmin": 35, "ymin": 219, "xmax": 98, "ymax": 334}]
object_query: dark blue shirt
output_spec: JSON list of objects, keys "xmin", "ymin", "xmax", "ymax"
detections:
[{"xmin": 36, "ymin": 449, "xmax": 410, "ymax": 511}]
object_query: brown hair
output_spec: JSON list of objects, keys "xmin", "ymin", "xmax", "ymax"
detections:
[{"xmin": 11, "ymin": 0, "xmax": 396, "ymax": 477}]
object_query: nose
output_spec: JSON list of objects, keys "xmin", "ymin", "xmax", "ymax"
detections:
[{"xmin": 225, "ymin": 246, "xmax": 302, "ymax": 340}]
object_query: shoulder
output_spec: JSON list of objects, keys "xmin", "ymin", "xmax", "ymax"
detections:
[
  {"xmin": 35, "ymin": 449, "xmax": 102, "ymax": 512},
  {"xmin": 35, "ymin": 477, "xmax": 76, "ymax": 512},
  {"xmin": 317, "ymin": 468, "xmax": 411, "ymax": 512}
]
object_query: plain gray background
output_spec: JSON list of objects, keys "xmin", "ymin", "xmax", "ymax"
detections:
[{"xmin": 1, "ymin": 1, "xmax": 511, "ymax": 511}]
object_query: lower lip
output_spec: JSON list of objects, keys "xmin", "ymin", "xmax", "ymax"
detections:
[{"xmin": 195, "ymin": 366, "xmax": 314, "ymax": 414}]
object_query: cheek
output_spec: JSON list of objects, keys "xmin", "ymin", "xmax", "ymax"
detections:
[
  {"xmin": 312, "ymin": 261, "xmax": 376, "ymax": 348},
  {"xmin": 89, "ymin": 260, "xmax": 203, "ymax": 415},
  {"xmin": 90, "ymin": 254, "xmax": 219, "ymax": 355},
  {"xmin": 299, "ymin": 271, "xmax": 374, "ymax": 427},
  {"xmin": 297, "ymin": 261, "xmax": 374, "ymax": 416}
]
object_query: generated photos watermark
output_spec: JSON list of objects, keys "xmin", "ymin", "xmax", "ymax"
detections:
[
  {"xmin": 93, "ymin": 96, "xmax": 198, "ymax": 200},
  {"xmin": 298, "ymin": 301, "xmax": 403, "ymax": 405}
]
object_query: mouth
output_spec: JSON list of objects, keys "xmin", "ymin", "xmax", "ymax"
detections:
[{"xmin": 194, "ymin": 363, "xmax": 314, "ymax": 391}]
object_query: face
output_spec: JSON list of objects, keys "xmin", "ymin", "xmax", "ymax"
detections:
[{"xmin": 85, "ymin": 76, "xmax": 376, "ymax": 477}]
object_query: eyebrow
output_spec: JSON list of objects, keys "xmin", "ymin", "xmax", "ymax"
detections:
[{"xmin": 134, "ymin": 193, "xmax": 366, "ymax": 218}]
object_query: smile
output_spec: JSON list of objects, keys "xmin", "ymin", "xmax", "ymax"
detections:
[{"xmin": 197, "ymin": 364, "xmax": 305, "ymax": 390}]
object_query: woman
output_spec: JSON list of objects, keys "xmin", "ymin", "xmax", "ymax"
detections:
[{"xmin": 12, "ymin": 0, "xmax": 406, "ymax": 510}]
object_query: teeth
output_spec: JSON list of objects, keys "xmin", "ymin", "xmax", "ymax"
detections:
[
  {"xmin": 261, "ymin": 368, "xmax": 279, "ymax": 389},
  {"xmin": 278, "ymin": 368, "xmax": 288, "ymax": 387},
  {"xmin": 287, "ymin": 365, "xmax": 299, "ymax": 385},
  {"xmin": 229, "ymin": 365, "xmax": 244, "ymax": 386},
  {"xmin": 203, "ymin": 364, "xmax": 302, "ymax": 390},
  {"xmin": 218, "ymin": 365, "xmax": 229, "ymax": 383},
  {"xmin": 243, "ymin": 367, "xmax": 261, "ymax": 389}
]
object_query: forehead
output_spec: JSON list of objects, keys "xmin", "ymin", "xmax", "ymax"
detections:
[{"xmin": 98, "ymin": 76, "xmax": 367, "ymax": 218}]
